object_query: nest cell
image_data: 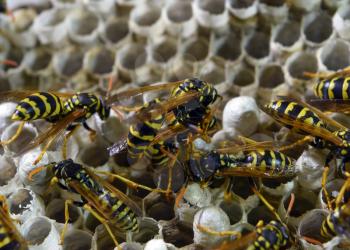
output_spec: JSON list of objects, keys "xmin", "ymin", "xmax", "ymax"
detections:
[
  {"xmin": 319, "ymin": 39, "xmax": 350, "ymax": 71},
  {"xmin": 286, "ymin": 51, "xmax": 318, "ymax": 80},
  {"xmin": 213, "ymin": 32, "xmax": 242, "ymax": 62},
  {"xmin": 22, "ymin": 48, "xmax": 52, "ymax": 72},
  {"xmin": 53, "ymin": 47, "xmax": 83, "ymax": 77},
  {"xmin": 303, "ymin": 12, "xmax": 333, "ymax": 46},
  {"xmin": 181, "ymin": 37, "xmax": 209, "ymax": 62},
  {"xmin": 0, "ymin": 156, "xmax": 16, "ymax": 186},
  {"xmin": 101, "ymin": 18, "xmax": 129, "ymax": 45},
  {"xmin": 166, "ymin": 1, "xmax": 193, "ymax": 23},
  {"xmin": 151, "ymin": 37, "xmax": 177, "ymax": 64},
  {"xmin": 117, "ymin": 43, "xmax": 147, "ymax": 71},
  {"xmin": 259, "ymin": 64, "xmax": 284, "ymax": 89}
]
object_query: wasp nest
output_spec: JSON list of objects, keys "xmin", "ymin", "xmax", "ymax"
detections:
[{"xmin": 2, "ymin": 0, "xmax": 350, "ymax": 249}]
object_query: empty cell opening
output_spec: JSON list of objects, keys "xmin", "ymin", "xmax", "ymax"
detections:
[
  {"xmin": 288, "ymin": 52, "xmax": 318, "ymax": 80},
  {"xmin": 134, "ymin": 8, "xmax": 161, "ymax": 26},
  {"xmin": 9, "ymin": 189, "xmax": 32, "ymax": 214},
  {"xmin": 46, "ymin": 199, "xmax": 80, "ymax": 224},
  {"xmin": 200, "ymin": 64, "xmax": 225, "ymax": 84},
  {"xmin": 182, "ymin": 38, "xmax": 209, "ymax": 62},
  {"xmin": 245, "ymin": 32, "xmax": 270, "ymax": 59},
  {"xmin": 147, "ymin": 202, "xmax": 175, "ymax": 221},
  {"xmin": 24, "ymin": 49, "xmax": 51, "ymax": 71},
  {"xmin": 214, "ymin": 33, "xmax": 242, "ymax": 61},
  {"xmin": 259, "ymin": 65, "xmax": 284, "ymax": 88},
  {"xmin": 70, "ymin": 12, "xmax": 99, "ymax": 35},
  {"xmin": 89, "ymin": 48, "xmax": 115, "ymax": 75},
  {"xmin": 119, "ymin": 44, "xmax": 147, "ymax": 70},
  {"xmin": 167, "ymin": 2, "xmax": 193, "ymax": 23},
  {"xmin": 54, "ymin": 49, "xmax": 83, "ymax": 77},
  {"xmin": 303, "ymin": 12, "xmax": 333, "ymax": 44},
  {"xmin": 152, "ymin": 39, "xmax": 177, "ymax": 63},
  {"xmin": 0, "ymin": 158, "xmax": 16, "ymax": 186},
  {"xmin": 63, "ymin": 230, "xmax": 92, "ymax": 250},
  {"xmin": 199, "ymin": 0, "xmax": 226, "ymax": 14},
  {"xmin": 233, "ymin": 68, "xmax": 255, "ymax": 87},
  {"xmin": 23, "ymin": 217, "xmax": 51, "ymax": 245},
  {"xmin": 228, "ymin": 0, "xmax": 255, "ymax": 8},
  {"xmin": 4, "ymin": 124, "xmax": 36, "ymax": 154},
  {"xmin": 283, "ymin": 193, "xmax": 315, "ymax": 217},
  {"xmin": 133, "ymin": 218, "xmax": 159, "ymax": 243},
  {"xmin": 40, "ymin": 9, "xmax": 66, "ymax": 26},
  {"xmin": 274, "ymin": 21, "xmax": 301, "ymax": 47},
  {"xmin": 320, "ymin": 40, "xmax": 350, "ymax": 71},
  {"xmin": 80, "ymin": 143, "xmax": 109, "ymax": 167},
  {"xmin": 219, "ymin": 200, "xmax": 243, "ymax": 224},
  {"xmin": 299, "ymin": 210, "xmax": 328, "ymax": 242},
  {"xmin": 247, "ymin": 205, "xmax": 276, "ymax": 225},
  {"xmin": 105, "ymin": 19, "xmax": 129, "ymax": 44}
]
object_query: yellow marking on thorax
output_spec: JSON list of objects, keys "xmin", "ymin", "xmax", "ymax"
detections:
[
  {"xmin": 0, "ymin": 236, "xmax": 11, "ymax": 246},
  {"xmin": 270, "ymin": 150, "xmax": 276, "ymax": 168}
]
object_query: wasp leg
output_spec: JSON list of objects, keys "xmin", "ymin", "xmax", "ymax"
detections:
[
  {"xmin": 159, "ymin": 146, "xmax": 180, "ymax": 198},
  {"xmin": 279, "ymin": 136, "xmax": 313, "ymax": 152},
  {"xmin": 0, "ymin": 121, "xmax": 25, "ymax": 145},
  {"xmin": 196, "ymin": 224, "xmax": 241, "ymax": 238},
  {"xmin": 175, "ymin": 185, "xmax": 187, "ymax": 208},
  {"xmin": 62, "ymin": 125, "xmax": 80, "ymax": 160},
  {"xmin": 83, "ymin": 204, "xmax": 121, "ymax": 250},
  {"xmin": 251, "ymin": 185, "xmax": 282, "ymax": 222},
  {"xmin": 322, "ymin": 153, "xmax": 334, "ymax": 210},
  {"xmin": 33, "ymin": 135, "xmax": 57, "ymax": 165},
  {"xmin": 94, "ymin": 170, "xmax": 168, "ymax": 194},
  {"xmin": 335, "ymin": 173, "xmax": 350, "ymax": 208},
  {"xmin": 82, "ymin": 122, "xmax": 96, "ymax": 141},
  {"xmin": 224, "ymin": 177, "xmax": 234, "ymax": 202},
  {"xmin": 60, "ymin": 199, "xmax": 73, "ymax": 245},
  {"xmin": 304, "ymin": 66, "xmax": 350, "ymax": 79}
]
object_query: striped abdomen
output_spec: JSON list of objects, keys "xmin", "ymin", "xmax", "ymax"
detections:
[
  {"xmin": 314, "ymin": 77, "xmax": 350, "ymax": 100},
  {"xmin": 0, "ymin": 220, "xmax": 24, "ymax": 250},
  {"xmin": 247, "ymin": 221, "xmax": 289, "ymax": 250},
  {"xmin": 99, "ymin": 190, "xmax": 139, "ymax": 232},
  {"xmin": 321, "ymin": 204, "xmax": 350, "ymax": 239},
  {"xmin": 126, "ymin": 99, "xmax": 164, "ymax": 166},
  {"xmin": 12, "ymin": 92, "xmax": 64, "ymax": 121},
  {"xmin": 221, "ymin": 150, "xmax": 295, "ymax": 176},
  {"xmin": 266, "ymin": 101, "xmax": 324, "ymax": 132},
  {"xmin": 144, "ymin": 140, "xmax": 176, "ymax": 168}
]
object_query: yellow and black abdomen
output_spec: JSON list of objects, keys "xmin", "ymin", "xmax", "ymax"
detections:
[
  {"xmin": 0, "ymin": 221, "xmax": 25, "ymax": 250},
  {"xmin": 126, "ymin": 99, "xmax": 164, "ymax": 166},
  {"xmin": 321, "ymin": 204, "xmax": 350, "ymax": 239},
  {"xmin": 221, "ymin": 150, "xmax": 295, "ymax": 177},
  {"xmin": 266, "ymin": 100, "xmax": 324, "ymax": 132},
  {"xmin": 314, "ymin": 77, "xmax": 350, "ymax": 100},
  {"xmin": 103, "ymin": 192, "xmax": 139, "ymax": 232},
  {"xmin": 11, "ymin": 92, "xmax": 64, "ymax": 121},
  {"xmin": 247, "ymin": 221, "xmax": 290, "ymax": 250}
]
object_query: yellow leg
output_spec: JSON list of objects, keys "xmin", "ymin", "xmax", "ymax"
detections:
[
  {"xmin": 114, "ymin": 105, "xmax": 142, "ymax": 112},
  {"xmin": 95, "ymin": 171, "xmax": 168, "ymax": 194},
  {"xmin": 251, "ymin": 187, "xmax": 282, "ymax": 222},
  {"xmin": 33, "ymin": 135, "xmax": 57, "ymax": 165},
  {"xmin": 335, "ymin": 173, "xmax": 350, "ymax": 208},
  {"xmin": 159, "ymin": 147, "xmax": 180, "ymax": 197},
  {"xmin": 224, "ymin": 178, "xmax": 234, "ymax": 202},
  {"xmin": 279, "ymin": 136, "xmax": 313, "ymax": 152},
  {"xmin": 60, "ymin": 200, "xmax": 73, "ymax": 245},
  {"xmin": 196, "ymin": 224, "xmax": 241, "ymax": 238},
  {"xmin": 175, "ymin": 185, "xmax": 187, "ymax": 208},
  {"xmin": 322, "ymin": 166, "xmax": 332, "ymax": 211},
  {"xmin": 0, "ymin": 121, "xmax": 25, "ymax": 145},
  {"xmin": 62, "ymin": 126, "xmax": 79, "ymax": 160},
  {"xmin": 83, "ymin": 204, "xmax": 121, "ymax": 250},
  {"xmin": 304, "ymin": 66, "xmax": 350, "ymax": 79}
]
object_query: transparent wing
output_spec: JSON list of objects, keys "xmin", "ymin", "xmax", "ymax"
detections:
[
  {"xmin": 108, "ymin": 138, "xmax": 128, "ymax": 156},
  {"xmin": 278, "ymin": 95, "xmax": 348, "ymax": 131},
  {"xmin": 14, "ymin": 109, "xmax": 86, "ymax": 157},
  {"xmin": 216, "ymin": 165, "xmax": 296, "ymax": 178},
  {"xmin": 309, "ymin": 99, "xmax": 350, "ymax": 114},
  {"xmin": 215, "ymin": 141, "xmax": 280, "ymax": 154},
  {"xmin": 261, "ymin": 105, "xmax": 343, "ymax": 147},
  {"xmin": 85, "ymin": 168, "xmax": 142, "ymax": 216},
  {"xmin": 0, "ymin": 203, "xmax": 28, "ymax": 249},
  {"xmin": 123, "ymin": 91, "xmax": 200, "ymax": 123},
  {"xmin": 107, "ymin": 80, "xmax": 183, "ymax": 105}
]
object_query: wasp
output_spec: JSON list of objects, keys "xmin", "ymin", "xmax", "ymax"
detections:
[
  {"xmin": 108, "ymin": 78, "xmax": 220, "ymax": 167},
  {"xmin": 262, "ymin": 97, "xmax": 350, "ymax": 210},
  {"xmin": 0, "ymin": 194, "xmax": 28, "ymax": 250},
  {"xmin": 0, "ymin": 90, "xmax": 111, "ymax": 164},
  {"xmin": 29, "ymin": 159, "xmax": 143, "ymax": 248},
  {"xmin": 196, "ymin": 186, "xmax": 294, "ymax": 250},
  {"xmin": 320, "ymin": 175, "xmax": 350, "ymax": 241},
  {"xmin": 304, "ymin": 66, "xmax": 350, "ymax": 113}
]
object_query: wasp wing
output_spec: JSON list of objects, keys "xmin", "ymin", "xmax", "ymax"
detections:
[
  {"xmin": 14, "ymin": 109, "xmax": 86, "ymax": 157},
  {"xmin": 261, "ymin": 105, "xmax": 343, "ymax": 147},
  {"xmin": 123, "ymin": 91, "xmax": 200, "ymax": 124},
  {"xmin": 216, "ymin": 164, "xmax": 296, "ymax": 179},
  {"xmin": 85, "ymin": 168, "xmax": 142, "ymax": 217},
  {"xmin": 215, "ymin": 141, "xmax": 280, "ymax": 154},
  {"xmin": 309, "ymin": 99, "xmax": 350, "ymax": 114},
  {"xmin": 278, "ymin": 95, "xmax": 348, "ymax": 131},
  {"xmin": 107, "ymin": 80, "xmax": 183, "ymax": 105},
  {"xmin": 0, "ymin": 203, "xmax": 28, "ymax": 249}
]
